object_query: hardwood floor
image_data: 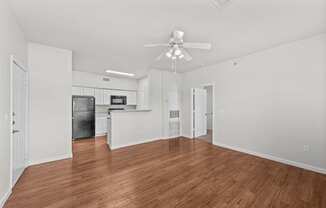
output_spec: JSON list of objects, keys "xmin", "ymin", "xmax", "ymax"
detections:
[
  {"xmin": 197, "ymin": 129, "xmax": 213, "ymax": 143},
  {"xmin": 5, "ymin": 137, "xmax": 326, "ymax": 208}
]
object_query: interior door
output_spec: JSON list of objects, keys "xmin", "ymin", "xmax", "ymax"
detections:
[
  {"xmin": 192, "ymin": 88, "xmax": 207, "ymax": 137},
  {"xmin": 12, "ymin": 62, "xmax": 27, "ymax": 186}
]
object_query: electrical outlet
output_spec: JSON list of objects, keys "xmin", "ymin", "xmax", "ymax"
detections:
[{"xmin": 303, "ymin": 145, "xmax": 310, "ymax": 152}]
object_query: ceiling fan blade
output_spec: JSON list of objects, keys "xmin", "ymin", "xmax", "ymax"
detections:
[
  {"xmin": 183, "ymin": 42, "xmax": 212, "ymax": 50},
  {"xmin": 181, "ymin": 48, "xmax": 192, "ymax": 61},
  {"xmin": 155, "ymin": 51, "xmax": 166, "ymax": 61},
  {"xmin": 212, "ymin": 0, "xmax": 232, "ymax": 8},
  {"xmin": 144, "ymin": 43, "xmax": 169, "ymax": 47}
]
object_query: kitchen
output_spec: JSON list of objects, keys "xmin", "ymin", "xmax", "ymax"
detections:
[{"xmin": 71, "ymin": 70, "xmax": 180, "ymax": 150}]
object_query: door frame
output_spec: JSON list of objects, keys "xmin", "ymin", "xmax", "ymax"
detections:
[
  {"xmin": 202, "ymin": 84, "xmax": 215, "ymax": 144},
  {"xmin": 190, "ymin": 84, "xmax": 215, "ymax": 143},
  {"xmin": 9, "ymin": 55, "xmax": 29, "ymax": 189}
]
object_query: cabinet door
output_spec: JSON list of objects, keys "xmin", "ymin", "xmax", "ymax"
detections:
[
  {"xmin": 137, "ymin": 91, "xmax": 145, "ymax": 107},
  {"xmin": 102, "ymin": 118, "xmax": 108, "ymax": 133},
  {"xmin": 127, "ymin": 91, "xmax": 137, "ymax": 105},
  {"xmin": 96, "ymin": 117, "xmax": 107, "ymax": 135},
  {"xmin": 83, "ymin": 88, "xmax": 95, "ymax": 96},
  {"xmin": 72, "ymin": 87, "xmax": 83, "ymax": 95},
  {"xmin": 103, "ymin": 90, "xmax": 111, "ymax": 105},
  {"xmin": 94, "ymin": 89, "xmax": 104, "ymax": 105},
  {"xmin": 110, "ymin": 90, "xmax": 124, "ymax": 96}
]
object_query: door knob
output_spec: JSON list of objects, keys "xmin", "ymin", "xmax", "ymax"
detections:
[{"xmin": 12, "ymin": 130, "xmax": 20, "ymax": 134}]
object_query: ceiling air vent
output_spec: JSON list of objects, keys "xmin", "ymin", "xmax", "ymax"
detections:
[{"xmin": 102, "ymin": 77, "xmax": 110, "ymax": 82}]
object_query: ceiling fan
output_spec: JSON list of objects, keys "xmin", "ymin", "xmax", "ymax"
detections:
[
  {"xmin": 144, "ymin": 30, "xmax": 212, "ymax": 62},
  {"xmin": 212, "ymin": 0, "xmax": 232, "ymax": 8}
]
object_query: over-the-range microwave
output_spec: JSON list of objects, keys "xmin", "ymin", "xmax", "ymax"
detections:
[{"xmin": 110, "ymin": 95, "xmax": 127, "ymax": 105}]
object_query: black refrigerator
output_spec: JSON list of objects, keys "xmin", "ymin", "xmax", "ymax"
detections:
[{"xmin": 72, "ymin": 96, "xmax": 95, "ymax": 139}]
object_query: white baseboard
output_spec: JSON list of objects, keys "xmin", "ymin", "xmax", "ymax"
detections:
[
  {"xmin": 96, "ymin": 133, "xmax": 107, "ymax": 137},
  {"xmin": 28, "ymin": 153, "xmax": 73, "ymax": 166},
  {"xmin": 111, "ymin": 135, "xmax": 196, "ymax": 150},
  {"xmin": 0, "ymin": 189, "xmax": 11, "ymax": 208},
  {"xmin": 111, "ymin": 137, "xmax": 160, "ymax": 150},
  {"xmin": 181, "ymin": 135, "xmax": 193, "ymax": 139},
  {"xmin": 214, "ymin": 142, "xmax": 326, "ymax": 175}
]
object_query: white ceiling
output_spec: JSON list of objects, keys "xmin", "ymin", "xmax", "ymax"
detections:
[{"xmin": 10, "ymin": 0, "xmax": 326, "ymax": 78}]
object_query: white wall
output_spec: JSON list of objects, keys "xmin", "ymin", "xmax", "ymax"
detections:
[
  {"xmin": 72, "ymin": 71, "xmax": 137, "ymax": 91},
  {"xmin": 181, "ymin": 34, "xmax": 326, "ymax": 172},
  {"xmin": 28, "ymin": 43, "xmax": 72, "ymax": 165},
  {"xmin": 161, "ymin": 71, "xmax": 182, "ymax": 137},
  {"xmin": 0, "ymin": 0, "xmax": 26, "ymax": 205}
]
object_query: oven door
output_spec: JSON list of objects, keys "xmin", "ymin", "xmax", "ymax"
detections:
[{"xmin": 111, "ymin": 96, "xmax": 127, "ymax": 105}]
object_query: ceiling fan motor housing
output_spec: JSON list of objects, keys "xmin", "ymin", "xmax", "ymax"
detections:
[{"xmin": 170, "ymin": 30, "xmax": 184, "ymax": 45}]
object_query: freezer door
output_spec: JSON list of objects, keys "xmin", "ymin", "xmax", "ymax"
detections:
[{"xmin": 73, "ymin": 96, "xmax": 95, "ymax": 112}]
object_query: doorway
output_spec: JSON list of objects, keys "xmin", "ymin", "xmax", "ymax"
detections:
[
  {"xmin": 10, "ymin": 56, "xmax": 29, "ymax": 188},
  {"xmin": 191, "ymin": 85, "xmax": 214, "ymax": 143}
]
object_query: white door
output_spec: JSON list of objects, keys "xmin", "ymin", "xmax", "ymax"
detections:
[
  {"xmin": 12, "ymin": 62, "xmax": 27, "ymax": 186},
  {"xmin": 192, "ymin": 88, "xmax": 207, "ymax": 137}
]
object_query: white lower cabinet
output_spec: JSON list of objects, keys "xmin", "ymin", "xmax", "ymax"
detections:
[{"xmin": 96, "ymin": 117, "xmax": 107, "ymax": 136}]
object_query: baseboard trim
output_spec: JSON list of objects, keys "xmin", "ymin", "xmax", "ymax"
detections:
[
  {"xmin": 96, "ymin": 133, "xmax": 107, "ymax": 137},
  {"xmin": 28, "ymin": 153, "xmax": 73, "ymax": 166},
  {"xmin": 181, "ymin": 135, "xmax": 193, "ymax": 139},
  {"xmin": 111, "ymin": 135, "xmax": 196, "ymax": 150},
  {"xmin": 0, "ymin": 189, "xmax": 11, "ymax": 208},
  {"xmin": 214, "ymin": 142, "xmax": 326, "ymax": 175},
  {"xmin": 111, "ymin": 137, "xmax": 160, "ymax": 150}
]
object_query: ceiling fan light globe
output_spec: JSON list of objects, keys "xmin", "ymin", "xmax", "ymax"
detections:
[
  {"xmin": 179, "ymin": 54, "xmax": 184, "ymax": 59},
  {"xmin": 166, "ymin": 52, "xmax": 172, "ymax": 58},
  {"xmin": 174, "ymin": 48, "xmax": 182, "ymax": 56}
]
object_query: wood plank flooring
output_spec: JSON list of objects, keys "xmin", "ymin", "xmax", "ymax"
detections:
[
  {"xmin": 198, "ymin": 129, "xmax": 213, "ymax": 143},
  {"xmin": 5, "ymin": 137, "xmax": 326, "ymax": 208}
]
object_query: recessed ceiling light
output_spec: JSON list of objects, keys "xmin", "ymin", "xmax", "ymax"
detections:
[{"xmin": 105, "ymin": 70, "xmax": 135, "ymax": 77}]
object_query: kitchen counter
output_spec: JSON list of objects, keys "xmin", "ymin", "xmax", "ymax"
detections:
[
  {"xmin": 110, "ymin": 109, "xmax": 152, "ymax": 113},
  {"xmin": 107, "ymin": 109, "xmax": 159, "ymax": 150}
]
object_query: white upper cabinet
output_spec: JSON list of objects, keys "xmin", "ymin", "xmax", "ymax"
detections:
[
  {"xmin": 137, "ymin": 76, "xmax": 149, "ymax": 108},
  {"xmin": 110, "ymin": 90, "xmax": 124, "ymax": 96},
  {"xmin": 126, "ymin": 91, "xmax": 137, "ymax": 105},
  {"xmin": 94, "ymin": 89, "xmax": 104, "ymax": 105},
  {"xmin": 103, "ymin": 90, "xmax": 111, "ymax": 105},
  {"xmin": 83, "ymin": 88, "xmax": 95, "ymax": 96},
  {"xmin": 72, "ymin": 86, "xmax": 137, "ymax": 106},
  {"xmin": 72, "ymin": 86, "xmax": 83, "ymax": 96}
]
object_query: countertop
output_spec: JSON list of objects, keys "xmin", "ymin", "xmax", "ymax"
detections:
[{"xmin": 110, "ymin": 109, "xmax": 152, "ymax": 113}]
